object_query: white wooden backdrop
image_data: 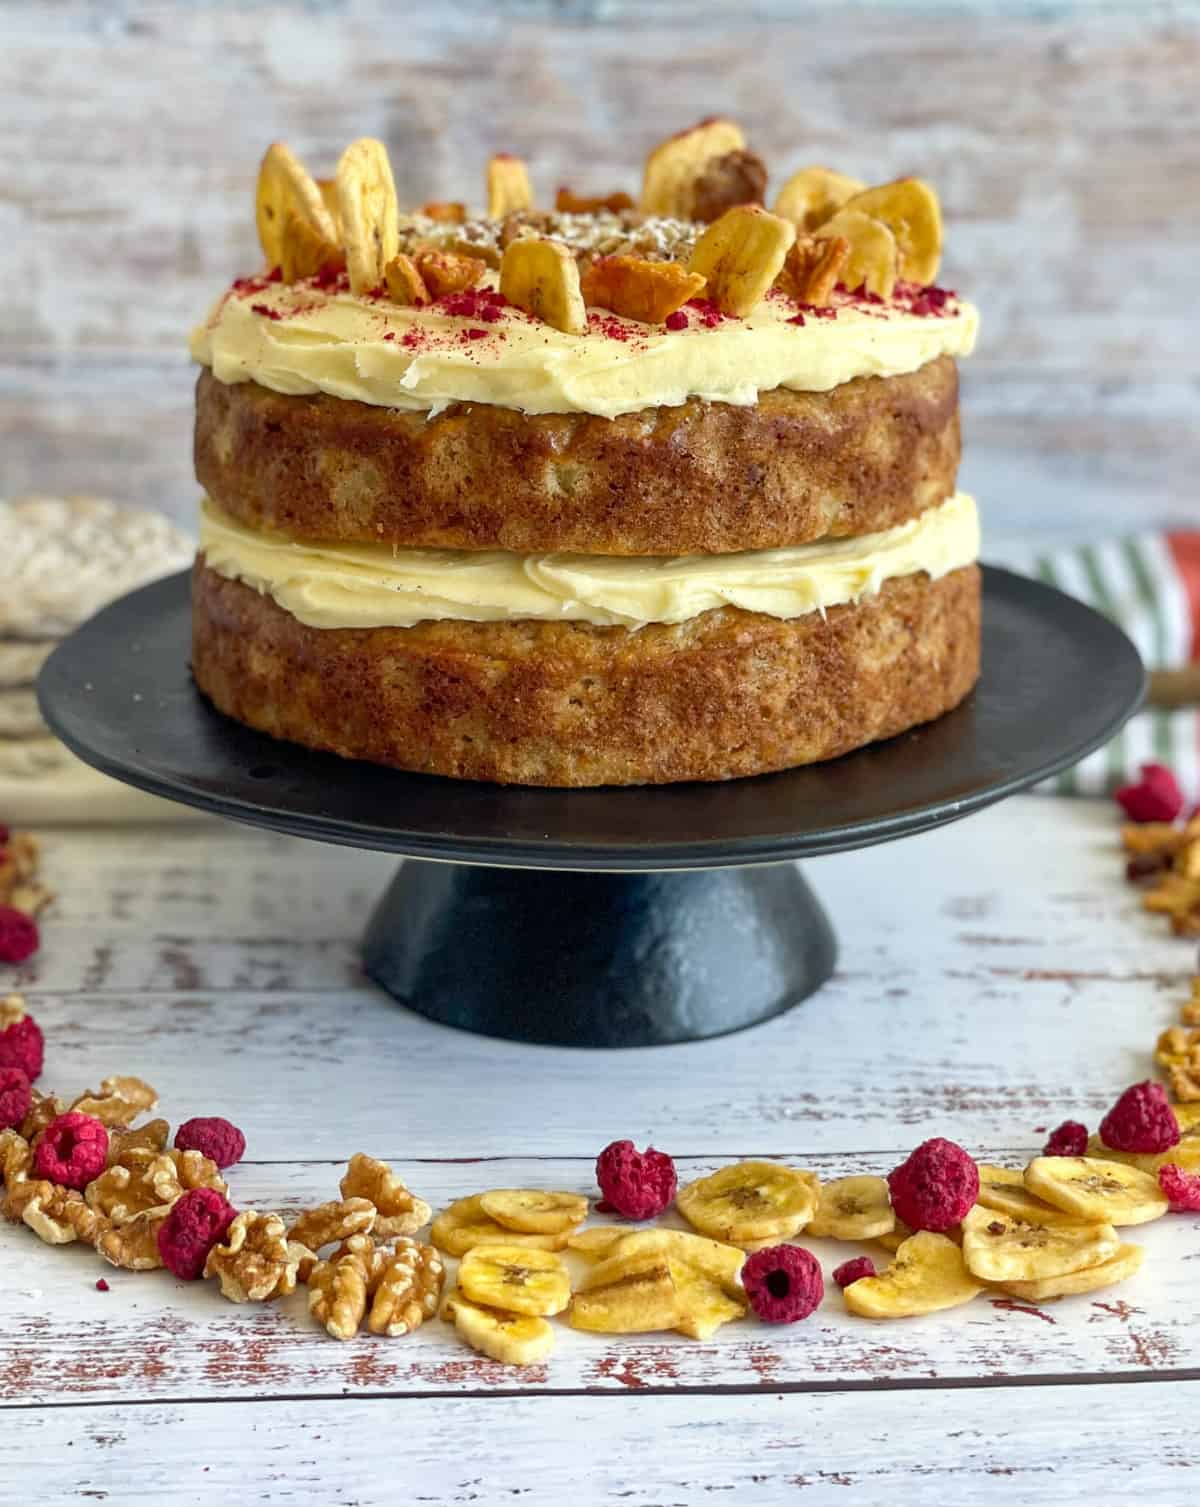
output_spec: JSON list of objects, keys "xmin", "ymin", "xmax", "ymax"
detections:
[
  {"xmin": 2, "ymin": 0, "xmax": 1199, "ymax": 546},
  {"xmin": 1, "ymin": 797, "xmax": 1198, "ymax": 1503}
]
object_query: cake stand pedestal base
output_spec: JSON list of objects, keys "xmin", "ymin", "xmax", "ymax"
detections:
[{"xmin": 361, "ymin": 862, "xmax": 837, "ymax": 1047}]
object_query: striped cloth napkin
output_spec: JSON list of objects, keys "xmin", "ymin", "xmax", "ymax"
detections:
[{"xmin": 1004, "ymin": 533, "xmax": 1200, "ymax": 797}]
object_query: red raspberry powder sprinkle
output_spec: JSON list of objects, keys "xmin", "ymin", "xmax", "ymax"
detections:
[
  {"xmin": 157, "ymin": 1187, "xmax": 238, "ymax": 1280},
  {"xmin": 1115, "ymin": 764, "xmax": 1184, "ymax": 823},
  {"xmin": 742, "ymin": 1244, "xmax": 824, "ymax": 1323},
  {"xmin": 887, "ymin": 1137, "xmax": 979, "ymax": 1232},
  {"xmin": 595, "ymin": 1139, "xmax": 677, "ymax": 1220},
  {"xmin": 833, "ymin": 1255, "xmax": 876, "ymax": 1289},
  {"xmin": 1159, "ymin": 1163, "xmax": 1200, "ymax": 1213},
  {"xmin": 0, "ymin": 1065, "xmax": 31, "ymax": 1130},
  {"xmin": 1044, "ymin": 1120, "xmax": 1089, "ymax": 1157},
  {"xmin": 0, "ymin": 907, "xmax": 39, "ymax": 964},
  {"xmin": 174, "ymin": 1116, "xmax": 246, "ymax": 1170},
  {"xmin": 1099, "ymin": 1081, "xmax": 1180, "ymax": 1155},
  {"xmin": 33, "ymin": 1111, "xmax": 109, "ymax": 1190},
  {"xmin": 0, "ymin": 1011, "xmax": 43, "ymax": 1080}
]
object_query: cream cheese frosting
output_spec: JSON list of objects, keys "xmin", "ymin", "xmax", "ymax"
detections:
[
  {"xmin": 190, "ymin": 274, "xmax": 978, "ymax": 420},
  {"xmin": 199, "ymin": 491, "xmax": 979, "ymax": 632}
]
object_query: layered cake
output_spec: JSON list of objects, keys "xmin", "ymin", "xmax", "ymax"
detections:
[{"xmin": 190, "ymin": 122, "xmax": 980, "ymax": 786}]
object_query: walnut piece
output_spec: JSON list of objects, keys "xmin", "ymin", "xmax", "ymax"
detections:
[
  {"xmin": 10, "ymin": 1178, "xmax": 109, "ymax": 1247},
  {"xmin": 308, "ymin": 1246, "xmax": 372, "ymax": 1341},
  {"xmin": 87, "ymin": 1146, "xmax": 225, "ymax": 1224},
  {"xmin": 340, "ymin": 1154, "xmax": 430, "ymax": 1238},
  {"xmin": 1169, "ymin": 1064, "xmax": 1200, "ymax": 1102},
  {"xmin": 288, "ymin": 1196, "xmax": 376, "ymax": 1252},
  {"xmin": 689, "ymin": 148, "xmax": 767, "ymax": 223},
  {"xmin": 777, "ymin": 234, "xmax": 850, "ymax": 307},
  {"xmin": 205, "ymin": 1210, "xmax": 305, "ymax": 1302},
  {"xmin": 71, "ymin": 1076, "xmax": 159, "ymax": 1129},
  {"xmin": 97, "ymin": 1207, "xmax": 168, "ymax": 1269},
  {"xmin": 368, "ymin": 1238, "xmax": 445, "ymax": 1337},
  {"xmin": 19, "ymin": 1089, "xmax": 65, "ymax": 1143},
  {"xmin": 0, "ymin": 1127, "xmax": 31, "ymax": 1189},
  {"xmin": 107, "ymin": 1118, "xmax": 171, "ymax": 1167}
]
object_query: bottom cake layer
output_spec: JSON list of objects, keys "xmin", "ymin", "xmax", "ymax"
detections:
[{"xmin": 191, "ymin": 560, "xmax": 981, "ymax": 787}]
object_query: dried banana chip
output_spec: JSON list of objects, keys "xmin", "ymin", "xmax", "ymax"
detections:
[
  {"xmin": 839, "ymin": 177, "xmax": 942, "ymax": 285},
  {"xmin": 430, "ymin": 1194, "xmax": 570, "ymax": 1257},
  {"xmin": 316, "ymin": 177, "xmax": 342, "ymax": 238},
  {"xmin": 686, "ymin": 205, "xmax": 796, "ymax": 318},
  {"xmin": 487, "ymin": 154, "xmax": 533, "ymax": 219},
  {"xmin": 571, "ymin": 1248, "xmax": 682, "ymax": 1334},
  {"xmin": 607, "ymin": 1228, "xmax": 745, "ymax": 1300},
  {"xmin": 844, "ymin": 1230, "xmax": 983, "ymax": 1318},
  {"xmin": 641, "ymin": 117, "xmax": 746, "ymax": 218},
  {"xmin": 479, "ymin": 1189, "xmax": 588, "ymax": 1236},
  {"xmin": 961, "ymin": 1204, "xmax": 1120, "ymax": 1283},
  {"xmin": 773, "ymin": 166, "xmax": 866, "ymax": 231},
  {"xmin": 280, "ymin": 210, "xmax": 344, "ymax": 284},
  {"xmin": 815, "ymin": 208, "xmax": 898, "ymax": 299},
  {"xmin": 998, "ymin": 1243, "xmax": 1145, "ymax": 1303},
  {"xmin": 255, "ymin": 142, "xmax": 336, "ymax": 272},
  {"xmin": 1024, "ymin": 1156, "xmax": 1168, "ymax": 1228},
  {"xmin": 668, "ymin": 1256, "xmax": 747, "ymax": 1340},
  {"xmin": 500, "ymin": 238, "xmax": 587, "ymax": 334},
  {"xmin": 450, "ymin": 1289, "xmax": 555, "ymax": 1366},
  {"xmin": 806, "ymin": 1175, "xmax": 894, "ymax": 1241},
  {"xmin": 677, "ymin": 1159, "xmax": 817, "ymax": 1245},
  {"xmin": 458, "ymin": 1243, "xmax": 570, "ymax": 1316},
  {"xmin": 1086, "ymin": 1130, "xmax": 1200, "ymax": 1176},
  {"xmin": 976, "ymin": 1164, "xmax": 1091, "ymax": 1225},
  {"xmin": 336, "ymin": 137, "xmax": 400, "ymax": 295}
]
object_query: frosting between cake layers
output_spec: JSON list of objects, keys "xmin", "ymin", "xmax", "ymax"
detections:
[
  {"xmin": 190, "ymin": 277, "xmax": 978, "ymax": 420},
  {"xmin": 199, "ymin": 491, "xmax": 980, "ymax": 632}
]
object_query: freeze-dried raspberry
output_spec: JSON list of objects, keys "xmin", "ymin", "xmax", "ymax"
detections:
[
  {"xmin": 1099, "ymin": 1081, "xmax": 1180, "ymax": 1154},
  {"xmin": 1044, "ymin": 1119, "xmax": 1089, "ymax": 1157},
  {"xmin": 1159, "ymin": 1163, "xmax": 1200, "ymax": 1213},
  {"xmin": 95, "ymin": 1278, "xmax": 110, "ymax": 1292},
  {"xmin": 0, "ymin": 1012, "xmax": 43, "ymax": 1081},
  {"xmin": 595, "ymin": 1139, "xmax": 677, "ymax": 1220},
  {"xmin": 0, "ymin": 908, "xmax": 38, "ymax": 964},
  {"xmin": 742, "ymin": 1244, "xmax": 824, "ymax": 1323},
  {"xmin": 887, "ymin": 1137, "xmax": 979, "ymax": 1232},
  {"xmin": 1115, "ymin": 764, "xmax": 1184, "ymax": 823},
  {"xmin": 174, "ymin": 1116, "xmax": 246, "ymax": 1169},
  {"xmin": 156, "ymin": 1187, "xmax": 238, "ymax": 1280},
  {"xmin": 832, "ymin": 1256, "xmax": 876, "ymax": 1289},
  {"xmin": 32, "ymin": 1111, "xmax": 109, "ymax": 1190},
  {"xmin": 0, "ymin": 1065, "xmax": 31, "ymax": 1130}
]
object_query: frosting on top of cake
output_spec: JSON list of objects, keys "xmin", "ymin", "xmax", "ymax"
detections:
[
  {"xmin": 199, "ymin": 490, "xmax": 979, "ymax": 632},
  {"xmin": 190, "ymin": 272, "xmax": 978, "ymax": 421}
]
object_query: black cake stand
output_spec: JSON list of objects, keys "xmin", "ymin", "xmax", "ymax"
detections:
[{"xmin": 39, "ymin": 567, "xmax": 1143, "ymax": 1047}]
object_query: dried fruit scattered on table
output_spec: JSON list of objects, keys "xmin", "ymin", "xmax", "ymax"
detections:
[
  {"xmin": 204, "ymin": 1210, "xmax": 308, "ymax": 1302},
  {"xmin": 367, "ymin": 1238, "xmax": 445, "ymax": 1337},
  {"xmin": 1025, "ymin": 1156, "xmax": 1169, "ymax": 1227},
  {"xmin": 0, "ymin": 998, "xmax": 42, "ymax": 1080},
  {"xmin": 574, "ymin": 1226, "xmax": 746, "ymax": 1301},
  {"xmin": 175, "ymin": 1116, "xmax": 246, "ymax": 1170},
  {"xmin": 459, "ymin": 1244, "xmax": 570, "ymax": 1317},
  {"xmin": 677, "ymin": 1159, "xmax": 818, "ymax": 1245},
  {"xmin": 843, "ymin": 1230, "xmax": 984, "ymax": 1318},
  {"xmin": 595, "ymin": 1139, "xmax": 678, "ymax": 1221},
  {"xmin": 479, "ymin": 1188, "xmax": 588, "ymax": 1236},
  {"xmin": 32, "ymin": 1111, "xmax": 108, "ymax": 1190},
  {"xmin": 97, "ymin": 1207, "xmax": 167, "ymax": 1269},
  {"xmin": 0, "ymin": 908, "xmax": 38, "ymax": 964},
  {"xmin": 9, "ymin": 1177, "xmax": 108, "ymax": 1247},
  {"xmin": 1044, "ymin": 1120, "xmax": 1089, "ymax": 1158},
  {"xmin": 741, "ymin": 1244, "xmax": 824, "ymax": 1324},
  {"xmin": 806, "ymin": 1174, "xmax": 894, "ymax": 1241},
  {"xmin": 1115, "ymin": 763, "xmax": 1185, "ymax": 824},
  {"xmin": 449, "ymin": 1289, "xmax": 556, "ymax": 1366},
  {"xmin": 887, "ymin": 1138, "xmax": 979, "ymax": 1233},
  {"xmin": 773, "ymin": 165, "xmax": 866, "ymax": 230},
  {"xmin": 975, "ymin": 1164, "xmax": 1085, "ymax": 1225},
  {"xmin": 1099, "ymin": 1081, "xmax": 1180, "ymax": 1155},
  {"xmin": 0, "ymin": 1066, "xmax": 31, "ymax": 1131},
  {"xmin": 287, "ymin": 1197, "xmax": 376, "ymax": 1253},
  {"xmin": 570, "ymin": 1247, "xmax": 682, "ymax": 1334},
  {"xmin": 960, "ymin": 1203, "xmax": 1119, "ymax": 1283},
  {"xmin": 1159, "ymin": 1163, "xmax": 1200, "ymax": 1212},
  {"xmin": 156, "ymin": 1187, "xmax": 237, "ymax": 1281},
  {"xmin": 686, "ymin": 204, "xmax": 795, "ymax": 317},
  {"xmin": 340, "ymin": 1153, "xmax": 431, "ymax": 1237},
  {"xmin": 998, "ymin": 1243, "xmax": 1145, "ymax": 1302},
  {"xmin": 833, "ymin": 1256, "xmax": 877, "ymax": 1289},
  {"xmin": 70, "ymin": 1076, "xmax": 158, "ymax": 1129},
  {"xmin": 431, "ymin": 1193, "xmax": 570, "ymax": 1257},
  {"xmin": 309, "ymin": 1244, "xmax": 373, "ymax": 1341}
]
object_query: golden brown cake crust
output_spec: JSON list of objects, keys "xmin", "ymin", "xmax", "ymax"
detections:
[
  {"xmin": 194, "ymin": 358, "xmax": 961, "ymax": 557},
  {"xmin": 191, "ymin": 561, "xmax": 981, "ymax": 787}
]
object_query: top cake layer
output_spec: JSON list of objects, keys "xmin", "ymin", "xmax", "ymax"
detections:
[{"xmin": 191, "ymin": 270, "xmax": 977, "ymax": 421}]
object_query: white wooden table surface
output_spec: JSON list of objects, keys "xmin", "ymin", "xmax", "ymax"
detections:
[{"xmin": 2, "ymin": 796, "xmax": 1196, "ymax": 1505}]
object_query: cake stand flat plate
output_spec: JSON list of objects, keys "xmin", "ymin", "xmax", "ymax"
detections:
[{"xmin": 39, "ymin": 567, "xmax": 1143, "ymax": 872}]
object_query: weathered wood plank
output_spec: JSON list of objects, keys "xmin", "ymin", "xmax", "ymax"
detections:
[
  {"xmin": 12, "ymin": 798, "xmax": 1193, "ymax": 1159},
  {"xmin": 3, "ymin": 1380, "xmax": 1196, "ymax": 1506},
  {"xmin": 1, "ymin": 1153, "xmax": 1197, "ymax": 1407}
]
